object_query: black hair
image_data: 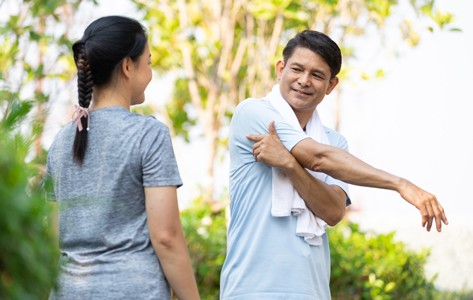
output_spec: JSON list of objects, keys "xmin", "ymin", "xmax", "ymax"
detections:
[
  {"xmin": 71, "ymin": 16, "xmax": 147, "ymax": 164},
  {"xmin": 282, "ymin": 30, "xmax": 342, "ymax": 79}
]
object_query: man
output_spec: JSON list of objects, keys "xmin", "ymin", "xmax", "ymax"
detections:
[{"xmin": 220, "ymin": 30, "xmax": 448, "ymax": 299}]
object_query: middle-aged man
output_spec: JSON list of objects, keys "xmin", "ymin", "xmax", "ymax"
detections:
[{"xmin": 220, "ymin": 30, "xmax": 448, "ymax": 299}]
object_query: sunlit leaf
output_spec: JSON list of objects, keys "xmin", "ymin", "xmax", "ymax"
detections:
[{"xmin": 2, "ymin": 99, "xmax": 33, "ymax": 130}]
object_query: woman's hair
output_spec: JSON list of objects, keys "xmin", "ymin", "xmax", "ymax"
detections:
[
  {"xmin": 282, "ymin": 30, "xmax": 342, "ymax": 79},
  {"xmin": 71, "ymin": 16, "xmax": 148, "ymax": 164}
]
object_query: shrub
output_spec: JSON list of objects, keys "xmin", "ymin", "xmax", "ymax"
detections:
[
  {"xmin": 328, "ymin": 221, "xmax": 436, "ymax": 299},
  {"xmin": 181, "ymin": 199, "xmax": 227, "ymax": 300},
  {"xmin": 0, "ymin": 100, "xmax": 58, "ymax": 299},
  {"xmin": 181, "ymin": 206, "xmax": 468, "ymax": 299}
]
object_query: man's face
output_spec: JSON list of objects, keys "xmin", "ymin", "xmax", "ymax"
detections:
[{"xmin": 277, "ymin": 47, "xmax": 339, "ymax": 124}]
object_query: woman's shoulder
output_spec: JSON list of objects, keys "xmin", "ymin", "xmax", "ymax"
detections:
[
  {"xmin": 139, "ymin": 114, "xmax": 169, "ymax": 131},
  {"xmin": 127, "ymin": 114, "xmax": 172, "ymax": 142},
  {"xmin": 116, "ymin": 108, "xmax": 168, "ymax": 130},
  {"xmin": 48, "ymin": 122, "xmax": 74, "ymax": 150}
]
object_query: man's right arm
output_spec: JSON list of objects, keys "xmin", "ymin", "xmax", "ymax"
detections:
[{"xmin": 291, "ymin": 138, "xmax": 448, "ymax": 232}]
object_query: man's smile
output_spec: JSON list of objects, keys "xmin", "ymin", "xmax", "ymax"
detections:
[{"xmin": 291, "ymin": 87, "xmax": 313, "ymax": 96}]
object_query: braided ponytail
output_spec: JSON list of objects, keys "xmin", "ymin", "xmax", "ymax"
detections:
[
  {"xmin": 72, "ymin": 41, "xmax": 93, "ymax": 164},
  {"xmin": 69, "ymin": 16, "xmax": 148, "ymax": 165}
]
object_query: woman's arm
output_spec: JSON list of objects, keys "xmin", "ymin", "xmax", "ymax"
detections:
[{"xmin": 145, "ymin": 186, "xmax": 200, "ymax": 300}]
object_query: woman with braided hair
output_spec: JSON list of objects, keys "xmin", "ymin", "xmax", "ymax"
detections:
[{"xmin": 46, "ymin": 16, "xmax": 200, "ymax": 299}]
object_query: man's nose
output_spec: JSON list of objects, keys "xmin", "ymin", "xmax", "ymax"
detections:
[{"xmin": 297, "ymin": 73, "xmax": 310, "ymax": 86}]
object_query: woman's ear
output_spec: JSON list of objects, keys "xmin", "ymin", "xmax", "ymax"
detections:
[{"xmin": 120, "ymin": 57, "xmax": 133, "ymax": 79}]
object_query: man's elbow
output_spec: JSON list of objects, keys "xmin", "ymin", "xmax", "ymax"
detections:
[
  {"xmin": 292, "ymin": 139, "xmax": 329, "ymax": 173},
  {"xmin": 325, "ymin": 207, "xmax": 345, "ymax": 226},
  {"xmin": 309, "ymin": 155, "xmax": 326, "ymax": 173}
]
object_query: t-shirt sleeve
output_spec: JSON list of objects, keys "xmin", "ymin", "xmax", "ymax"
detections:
[
  {"xmin": 230, "ymin": 99, "xmax": 308, "ymax": 166},
  {"xmin": 323, "ymin": 128, "xmax": 351, "ymax": 206},
  {"xmin": 141, "ymin": 119, "xmax": 183, "ymax": 188}
]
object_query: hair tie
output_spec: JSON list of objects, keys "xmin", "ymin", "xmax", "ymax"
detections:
[{"xmin": 71, "ymin": 104, "xmax": 90, "ymax": 131}]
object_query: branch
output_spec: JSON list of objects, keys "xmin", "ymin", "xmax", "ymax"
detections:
[{"xmin": 177, "ymin": 0, "xmax": 203, "ymax": 114}]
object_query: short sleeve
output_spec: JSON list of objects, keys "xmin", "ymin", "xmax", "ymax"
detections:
[
  {"xmin": 323, "ymin": 127, "xmax": 351, "ymax": 206},
  {"xmin": 141, "ymin": 119, "xmax": 182, "ymax": 188}
]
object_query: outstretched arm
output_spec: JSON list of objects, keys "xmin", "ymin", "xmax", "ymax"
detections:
[{"xmin": 248, "ymin": 122, "xmax": 448, "ymax": 232}]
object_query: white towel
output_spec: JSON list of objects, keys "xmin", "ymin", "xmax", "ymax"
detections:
[{"xmin": 266, "ymin": 84, "xmax": 330, "ymax": 246}]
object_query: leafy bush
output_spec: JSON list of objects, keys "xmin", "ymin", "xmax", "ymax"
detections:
[
  {"xmin": 182, "ymin": 203, "xmax": 453, "ymax": 299},
  {"xmin": 434, "ymin": 289, "xmax": 473, "ymax": 300},
  {"xmin": 328, "ymin": 221, "xmax": 436, "ymax": 300},
  {"xmin": 181, "ymin": 199, "xmax": 227, "ymax": 300},
  {"xmin": 0, "ymin": 99, "xmax": 58, "ymax": 299}
]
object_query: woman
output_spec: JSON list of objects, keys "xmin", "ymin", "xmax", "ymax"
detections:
[{"xmin": 47, "ymin": 16, "xmax": 199, "ymax": 299}]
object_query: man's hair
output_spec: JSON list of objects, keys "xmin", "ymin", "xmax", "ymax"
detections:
[{"xmin": 282, "ymin": 30, "xmax": 342, "ymax": 78}]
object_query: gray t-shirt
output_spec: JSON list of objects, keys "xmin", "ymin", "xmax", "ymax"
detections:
[{"xmin": 47, "ymin": 106, "xmax": 182, "ymax": 299}]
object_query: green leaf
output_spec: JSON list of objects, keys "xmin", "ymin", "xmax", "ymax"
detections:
[{"xmin": 2, "ymin": 99, "xmax": 33, "ymax": 130}]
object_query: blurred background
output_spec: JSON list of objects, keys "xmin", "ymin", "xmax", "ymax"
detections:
[{"xmin": 1, "ymin": 0, "xmax": 472, "ymax": 299}]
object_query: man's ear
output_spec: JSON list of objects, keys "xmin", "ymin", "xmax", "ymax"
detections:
[
  {"xmin": 276, "ymin": 60, "xmax": 285, "ymax": 81},
  {"xmin": 326, "ymin": 76, "xmax": 339, "ymax": 95},
  {"xmin": 120, "ymin": 57, "xmax": 133, "ymax": 79}
]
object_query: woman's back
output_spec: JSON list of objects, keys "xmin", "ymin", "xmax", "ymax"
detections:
[{"xmin": 47, "ymin": 107, "xmax": 182, "ymax": 299}]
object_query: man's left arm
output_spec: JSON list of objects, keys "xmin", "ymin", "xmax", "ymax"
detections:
[
  {"xmin": 249, "ymin": 121, "xmax": 347, "ymax": 226},
  {"xmin": 249, "ymin": 121, "xmax": 448, "ymax": 233}
]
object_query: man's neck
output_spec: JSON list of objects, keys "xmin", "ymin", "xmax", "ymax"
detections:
[{"xmin": 295, "ymin": 111, "xmax": 313, "ymax": 130}]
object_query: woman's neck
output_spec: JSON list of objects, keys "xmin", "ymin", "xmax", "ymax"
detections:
[{"xmin": 90, "ymin": 86, "xmax": 130, "ymax": 111}]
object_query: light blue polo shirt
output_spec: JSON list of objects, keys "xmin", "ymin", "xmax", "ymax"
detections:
[{"xmin": 220, "ymin": 98, "xmax": 350, "ymax": 300}]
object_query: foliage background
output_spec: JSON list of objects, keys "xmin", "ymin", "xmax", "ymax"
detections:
[{"xmin": 0, "ymin": 106, "xmax": 58, "ymax": 300}]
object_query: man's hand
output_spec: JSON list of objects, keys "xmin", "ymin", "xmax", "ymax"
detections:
[
  {"xmin": 398, "ymin": 179, "xmax": 448, "ymax": 232},
  {"xmin": 246, "ymin": 121, "xmax": 296, "ymax": 169}
]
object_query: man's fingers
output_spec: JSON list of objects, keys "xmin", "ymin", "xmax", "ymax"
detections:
[
  {"xmin": 247, "ymin": 134, "xmax": 264, "ymax": 142},
  {"xmin": 422, "ymin": 200, "xmax": 447, "ymax": 232},
  {"xmin": 418, "ymin": 204, "xmax": 432, "ymax": 232},
  {"xmin": 434, "ymin": 202, "xmax": 448, "ymax": 232},
  {"xmin": 402, "ymin": 183, "xmax": 448, "ymax": 233},
  {"xmin": 247, "ymin": 121, "xmax": 278, "ymax": 142},
  {"xmin": 435, "ymin": 215, "xmax": 442, "ymax": 232},
  {"xmin": 426, "ymin": 217, "xmax": 433, "ymax": 232},
  {"xmin": 268, "ymin": 121, "xmax": 277, "ymax": 136},
  {"xmin": 442, "ymin": 211, "xmax": 449, "ymax": 225},
  {"xmin": 437, "ymin": 202, "xmax": 449, "ymax": 226},
  {"xmin": 420, "ymin": 206, "xmax": 429, "ymax": 229},
  {"xmin": 268, "ymin": 121, "xmax": 282, "ymax": 142},
  {"xmin": 422, "ymin": 213, "xmax": 428, "ymax": 228},
  {"xmin": 425, "ymin": 203, "xmax": 435, "ymax": 232},
  {"xmin": 433, "ymin": 207, "xmax": 443, "ymax": 232}
]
